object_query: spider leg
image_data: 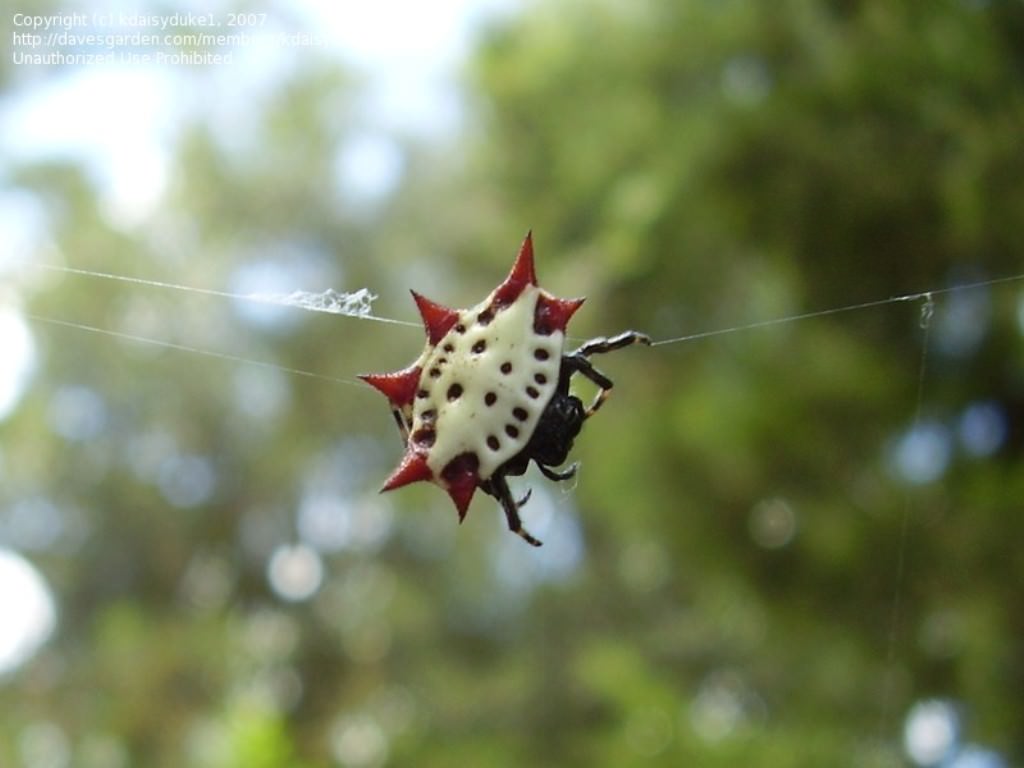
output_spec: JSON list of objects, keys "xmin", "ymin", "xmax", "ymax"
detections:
[
  {"xmin": 566, "ymin": 331, "xmax": 652, "ymax": 417},
  {"xmin": 561, "ymin": 356, "xmax": 613, "ymax": 418},
  {"xmin": 487, "ymin": 472, "xmax": 542, "ymax": 547},
  {"xmin": 390, "ymin": 409, "xmax": 411, "ymax": 443},
  {"xmin": 538, "ymin": 461, "xmax": 579, "ymax": 482},
  {"xmin": 575, "ymin": 330, "xmax": 653, "ymax": 359}
]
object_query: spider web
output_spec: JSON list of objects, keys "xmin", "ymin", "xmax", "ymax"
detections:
[{"xmin": 10, "ymin": 260, "xmax": 1024, "ymax": 765}]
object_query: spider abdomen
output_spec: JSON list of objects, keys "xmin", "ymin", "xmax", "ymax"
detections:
[{"xmin": 411, "ymin": 285, "xmax": 563, "ymax": 480}]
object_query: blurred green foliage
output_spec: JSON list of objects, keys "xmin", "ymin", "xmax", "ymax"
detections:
[{"xmin": 2, "ymin": 0, "xmax": 1023, "ymax": 765}]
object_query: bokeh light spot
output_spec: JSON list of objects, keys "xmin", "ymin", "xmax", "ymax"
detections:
[
  {"xmin": 298, "ymin": 492, "xmax": 392, "ymax": 554},
  {"xmin": 0, "ymin": 549, "xmax": 57, "ymax": 676},
  {"xmin": 949, "ymin": 745, "xmax": 1008, "ymax": 768},
  {"xmin": 935, "ymin": 291, "xmax": 990, "ymax": 358},
  {"xmin": 721, "ymin": 55, "xmax": 772, "ymax": 106},
  {"xmin": 492, "ymin": 486, "xmax": 583, "ymax": 594},
  {"xmin": 749, "ymin": 497, "xmax": 797, "ymax": 549},
  {"xmin": 157, "ymin": 454, "xmax": 217, "ymax": 508},
  {"xmin": 334, "ymin": 132, "xmax": 405, "ymax": 204},
  {"xmin": 232, "ymin": 365, "xmax": 290, "ymax": 422},
  {"xmin": 3, "ymin": 496, "xmax": 64, "ymax": 551},
  {"xmin": 18, "ymin": 721, "xmax": 70, "ymax": 768},
  {"xmin": 0, "ymin": 190, "xmax": 48, "ymax": 272},
  {"xmin": 891, "ymin": 421, "xmax": 952, "ymax": 485},
  {"xmin": 904, "ymin": 699, "xmax": 959, "ymax": 766},
  {"xmin": 47, "ymin": 385, "xmax": 108, "ymax": 442},
  {"xmin": 179, "ymin": 553, "xmax": 235, "ymax": 614},
  {"xmin": 688, "ymin": 671, "xmax": 751, "ymax": 743},
  {"xmin": 0, "ymin": 307, "xmax": 35, "ymax": 421},
  {"xmin": 267, "ymin": 543, "xmax": 324, "ymax": 602},
  {"xmin": 330, "ymin": 713, "xmax": 388, "ymax": 768},
  {"xmin": 958, "ymin": 401, "xmax": 1007, "ymax": 458},
  {"xmin": 78, "ymin": 732, "xmax": 129, "ymax": 768}
]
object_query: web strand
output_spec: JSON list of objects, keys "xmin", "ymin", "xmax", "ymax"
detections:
[
  {"xmin": 649, "ymin": 272, "xmax": 1024, "ymax": 347},
  {"xmin": 25, "ymin": 313, "xmax": 364, "ymax": 388},
  {"xmin": 877, "ymin": 293, "xmax": 934, "ymax": 737},
  {"xmin": 14, "ymin": 263, "xmax": 1024, "ymax": 389},
  {"xmin": 14, "ymin": 259, "xmax": 1024, "ymax": 347},
  {"xmin": 18, "ymin": 261, "xmax": 421, "ymax": 328}
]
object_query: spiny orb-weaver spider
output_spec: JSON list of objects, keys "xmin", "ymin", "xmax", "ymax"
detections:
[{"xmin": 360, "ymin": 232, "xmax": 650, "ymax": 546}]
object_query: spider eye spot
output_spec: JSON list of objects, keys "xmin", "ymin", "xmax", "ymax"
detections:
[
  {"xmin": 533, "ymin": 372, "xmax": 547, "ymax": 385},
  {"xmin": 416, "ymin": 389, "xmax": 429, "ymax": 399},
  {"xmin": 454, "ymin": 324, "xmax": 467, "ymax": 334},
  {"xmin": 477, "ymin": 309, "xmax": 494, "ymax": 326},
  {"xmin": 486, "ymin": 435, "xmax": 500, "ymax": 451},
  {"xmin": 504, "ymin": 425, "xmax": 520, "ymax": 439},
  {"xmin": 525, "ymin": 386, "xmax": 540, "ymax": 399},
  {"xmin": 472, "ymin": 340, "xmax": 487, "ymax": 354},
  {"xmin": 484, "ymin": 392, "xmax": 497, "ymax": 407},
  {"xmin": 443, "ymin": 343, "xmax": 455, "ymax": 353},
  {"xmin": 533, "ymin": 348, "xmax": 550, "ymax": 361},
  {"xmin": 428, "ymin": 367, "xmax": 442, "ymax": 379},
  {"xmin": 420, "ymin": 409, "xmax": 437, "ymax": 423},
  {"xmin": 512, "ymin": 407, "xmax": 528, "ymax": 421},
  {"xmin": 447, "ymin": 383, "xmax": 463, "ymax": 401},
  {"xmin": 412, "ymin": 427, "xmax": 436, "ymax": 447},
  {"xmin": 441, "ymin": 451, "xmax": 480, "ymax": 483},
  {"xmin": 500, "ymin": 362, "xmax": 513, "ymax": 374}
]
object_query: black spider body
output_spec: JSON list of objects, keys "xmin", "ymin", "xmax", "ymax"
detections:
[{"xmin": 511, "ymin": 389, "xmax": 585, "ymax": 473}]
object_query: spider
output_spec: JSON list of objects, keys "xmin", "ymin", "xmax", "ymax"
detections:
[{"xmin": 360, "ymin": 232, "xmax": 650, "ymax": 546}]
